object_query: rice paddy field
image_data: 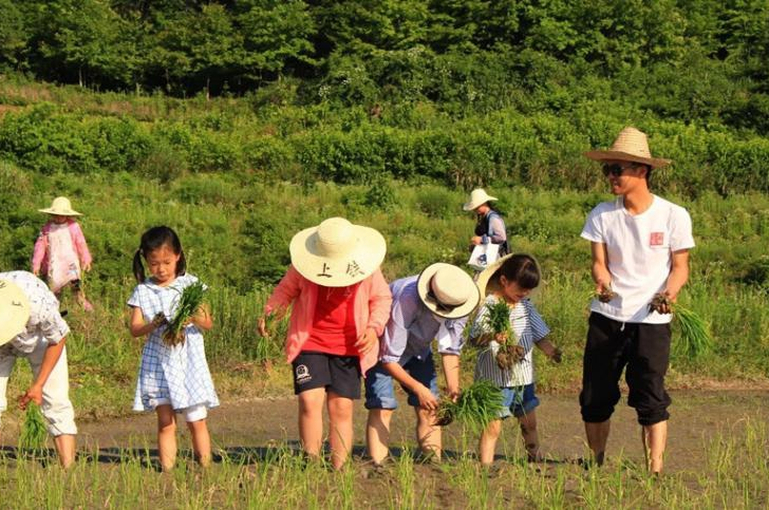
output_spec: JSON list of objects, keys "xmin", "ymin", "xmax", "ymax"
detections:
[{"xmin": 1, "ymin": 79, "xmax": 769, "ymax": 508}]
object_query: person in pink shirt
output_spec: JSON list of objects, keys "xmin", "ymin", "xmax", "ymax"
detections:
[
  {"xmin": 258, "ymin": 217, "xmax": 393, "ymax": 470},
  {"xmin": 31, "ymin": 197, "xmax": 93, "ymax": 312}
]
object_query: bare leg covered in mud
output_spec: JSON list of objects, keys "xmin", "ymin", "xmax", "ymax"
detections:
[
  {"xmin": 585, "ymin": 419, "xmax": 610, "ymax": 467},
  {"xmin": 366, "ymin": 408, "xmax": 393, "ymax": 465},
  {"xmin": 479, "ymin": 419, "xmax": 502, "ymax": 465},
  {"xmin": 327, "ymin": 392, "xmax": 354, "ymax": 470},
  {"xmin": 642, "ymin": 421, "xmax": 667, "ymax": 474},
  {"xmin": 415, "ymin": 406, "xmax": 441, "ymax": 461},
  {"xmin": 298, "ymin": 388, "xmax": 353, "ymax": 470},
  {"xmin": 157, "ymin": 405, "xmax": 178, "ymax": 472},
  {"xmin": 187, "ymin": 419, "xmax": 212, "ymax": 468}
]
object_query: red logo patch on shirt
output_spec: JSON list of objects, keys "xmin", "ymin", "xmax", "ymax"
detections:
[{"xmin": 650, "ymin": 232, "xmax": 664, "ymax": 246}]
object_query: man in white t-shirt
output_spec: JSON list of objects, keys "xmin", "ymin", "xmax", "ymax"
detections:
[{"xmin": 579, "ymin": 127, "xmax": 694, "ymax": 474}]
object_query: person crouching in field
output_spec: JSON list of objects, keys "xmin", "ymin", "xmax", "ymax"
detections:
[
  {"xmin": 0, "ymin": 271, "xmax": 77, "ymax": 468},
  {"xmin": 580, "ymin": 127, "xmax": 694, "ymax": 474},
  {"xmin": 32, "ymin": 197, "xmax": 94, "ymax": 311},
  {"xmin": 471, "ymin": 254, "xmax": 561, "ymax": 466},
  {"xmin": 365, "ymin": 263, "xmax": 480, "ymax": 468},
  {"xmin": 258, "ymin": 217, "xmax": 392, "ymax": 470},
  {"xmin": 128, "ymin": 226, "xmax": 219, "ymax": 472}
]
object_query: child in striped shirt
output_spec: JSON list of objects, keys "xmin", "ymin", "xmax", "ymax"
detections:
[{"xmin": 471, "ymin": 253, "xmax": 562, "ymax": 465}]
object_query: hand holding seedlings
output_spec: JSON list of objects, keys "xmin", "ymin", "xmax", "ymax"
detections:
[
  {"xmin": 163, "ymin": 281, "xmax": 206, "ymax": 346},
  {"xmin": 151, "ymin": 312, "xmax": 167, "ymax": 330},
  {"xmin": 649, "ymin": 292, "xmax": 673, "ymax": 314},
  {"xmin": 551, "ymin": 347, "xmax": 563, "ymax": 364},
  {"xmin": 434, "ymin": 380, "xmax": 505, "ymax": 431},
  {"xmin": 597, "ymin": 286, "xmax": 617, "ymax": 303}
]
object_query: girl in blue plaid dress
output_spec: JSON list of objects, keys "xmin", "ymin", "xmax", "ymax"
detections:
[{"xmin": 128, "ymin": 226, "xmax": 219, "ymax": 471}]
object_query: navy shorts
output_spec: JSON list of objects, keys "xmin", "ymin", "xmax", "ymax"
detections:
[
  {"xmin": 291, "ymin": 351, "xmax": 361, "ymax": 399},
  {"xmin": 498, "ymin": 383, "xmax": 540, "ymax": 419},
  {"xmin": 364, "ymin": 352, "xmax": 438, "ymax": 410}
]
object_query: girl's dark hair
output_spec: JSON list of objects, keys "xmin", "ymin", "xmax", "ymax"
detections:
[
  {"xmin": 493, "ymin": 253, "xmax": 540, "ymax": 290},
  {"xmin": 132, "ymin": 226, "xmax": 187, "ymax": 282}
]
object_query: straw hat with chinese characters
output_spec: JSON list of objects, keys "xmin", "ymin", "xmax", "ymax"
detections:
[
  {"xmin": 38, "ymin": 196, "xmax": 82, "ymax": 216},
  {"xmin": 417, "ymin": 263, "xmax": 480, "ymax": 319},
  {"xmin": 289, "ymin": 217, "xmax": 386, "ymax": 287},
  {"xmin": 584, "ymin": 127, "xmax": 671, "ymax": 169},
  {"xmin": 463, "ymin": 189, "xmax": 498, "ymax": 211},
  {"xmin": 0, "ymin": 279, "xmax": 31, "ymax": 346}
]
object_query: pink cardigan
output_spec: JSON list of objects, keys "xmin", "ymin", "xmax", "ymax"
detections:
[
  {"xmin": 31, "ymin": 220, "xmax": 92, "ymax": 276},
  {"xmin": 265, "ymin": 265, "xmax": 393, "ymax": 375}
]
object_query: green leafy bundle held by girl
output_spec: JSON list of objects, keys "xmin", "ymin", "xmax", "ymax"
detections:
[
  {"xmin": 471, "ymin": 254, "xmax": 562, "ymax": 466},
  {"xmin": 127, "ymin": 226, "xmax": 218, "ymax": 471}
]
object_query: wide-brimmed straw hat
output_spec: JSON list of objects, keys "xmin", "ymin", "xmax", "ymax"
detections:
[
  {"xmin": 417, "ymin": 263, "xmax": 481, "ymax": 319},
  {"xmin": 463, "ymin": 188, "xmax": 498, "ymax": 211},
  {"xmin": 289, "ymin": 217, "xmax": 386, "ymax": 287},
  {"xmin": 584, "ymin": 127, "xmax": 671, "ymax": 169},
  {"xmin": 0, "ymin": 279, "xmax": 31, "ymax": 346},
  {"xmin": 38, "ymin": 196, "xmax": 82, "ymax": 216},
  {"xmin": 475, "ymin": 253, "xmax": 541, "ymax": 297}
]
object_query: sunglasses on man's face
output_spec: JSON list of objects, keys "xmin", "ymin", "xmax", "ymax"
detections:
[{"xmin": 602, "ymin": 163, "xmax": 629, "ymax": 177}]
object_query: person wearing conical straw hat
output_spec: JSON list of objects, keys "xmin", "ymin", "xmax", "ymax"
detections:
[
  {"xmin": 0, "ymin": 271, "xmax": 78, "ymax": 468},
  {"xmin": 471, "ymin": 253, "xmax": 562, "ymax": 466},
  {"xmin": 364, "ymin": 263, "xmax": 480, "ymax": 469},
  {"xmin": 580, "ymin": 127, "xmax": 695, "ymax": 474},
  {"xmin": 258, "ymin": 217, "xmax": 393, "ymax": 470},
  {"xmin": 464, "ymin": 188, "xmax": 509, "ymax": 260},
  {"xmin": 32, "ymin": 197, "xmax": 94, "ymax": 312}
]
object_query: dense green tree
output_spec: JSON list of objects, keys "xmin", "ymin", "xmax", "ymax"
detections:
[
  {"xmin": 0, "ymin": 0, "xmax": 27, "ymax": 69},
  {"xmin": 234, "ymin": 0, "xmax": 316, "ymax": 78}
]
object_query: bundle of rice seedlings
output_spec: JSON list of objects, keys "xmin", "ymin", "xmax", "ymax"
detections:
[
  {"xmin": 650, "ymin": 293, "xmax": 713, "ymax": 358},
  {"xmin": 163, "ymin": 281, "xmax": 206, "ymax": 347},
  {"xmin": 483, "ymin": 299, "xmax": 524, "ymax": 369},
  {"xmin": 19, "ymin": 402, "xmax": 48, "ymax": 454},
  {"xmin": 435, "ymin": 380, "xmax": 505, "ymax": 433}
]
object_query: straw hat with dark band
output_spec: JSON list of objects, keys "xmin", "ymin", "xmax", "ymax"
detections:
[
  {"xmin": 38, "ymin": 196, "xmax": 82, "ymax": 216},
  {"xmin": 0, "ymin": 279, "xmax": 31, "ymax": 346},
  {"xmin": 289, "ymin": 217, "xmax": 386, "ymax": 287},
  {"xmin": 584, "ymin": 127, "xmax": 671, "ymax": 169},
  {"xmin": 475, "ymin": 253, "xmax": 541, "ymax": 298},
  {"xmin": 417, "ymin": 263, "xmax": 480, "ymax": 319}
]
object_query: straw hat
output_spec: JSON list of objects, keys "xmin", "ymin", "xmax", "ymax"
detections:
[
  {"xmin": 584, "ymin": 127, "xmax": 671, "ymax": 169},
  {"xmin": 463, "ymin": 188, "xmax": 498, "ymax": 211},
  {"xmin": 475, "ymin": 253, "xmax": 541, "ymax": 297},
  {"xmin": 289, "ymin": 217, "xmax": 386, "ymax": 287},
  {"xmin": 0, "ymin": 279, "xmax": 31, "ymax": 346},
  {"xmin": 417, "ymin": 263, "xmax": 481, "ymax": 319},
  {"xmin": 38, "ymin": 196, "xmax": 82, "ymax": 216}
]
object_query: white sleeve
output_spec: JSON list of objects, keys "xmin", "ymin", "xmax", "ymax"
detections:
[
  {"xmin": 581, "ymin": 206, "xmax": 604, "ymax": 243},
  {"xmin": 669, "ymin": 207, "xmax": 695, "ymax": 252}
]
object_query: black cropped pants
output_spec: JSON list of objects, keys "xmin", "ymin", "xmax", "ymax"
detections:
[{"xmin": 580, "ymin": 312, "xmax": 672, "ymax": 426}]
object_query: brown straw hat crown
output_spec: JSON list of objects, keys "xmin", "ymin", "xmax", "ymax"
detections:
[{"xmin": 584, "ymin": 127, "xmax": 671, "ymax": 169}]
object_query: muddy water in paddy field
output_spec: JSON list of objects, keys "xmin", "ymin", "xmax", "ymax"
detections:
[{"xmin": 64, "ymin": 390, "xmax": 769, "ymax": 473}]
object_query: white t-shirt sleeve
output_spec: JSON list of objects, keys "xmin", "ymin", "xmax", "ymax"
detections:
[
  {"xmin": 669, "ymin": 206, "xmax": 695, "ymax": 252},
  {"xmin": 581, "ymin": 205, "xmax": 605, "ymax": 243}
]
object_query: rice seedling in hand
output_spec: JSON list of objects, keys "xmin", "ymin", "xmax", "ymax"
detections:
[
  {"xmin": 163, "ymin": 281, "xmax": 206, "ymax": 347},
  {"xmin": 650, "ymin": 293, "xmax": 713, "ymax": 358},
  {"xmin": 19, "ymin": 402, "xmax": 48, "ymax": 454},
  {"xmin": 481, "ymin": 299, "xmax": 524, "ymax": 369},
  {"xmin": 435, "ymin": 380, "xmax": 505, "ymax": 432}
]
